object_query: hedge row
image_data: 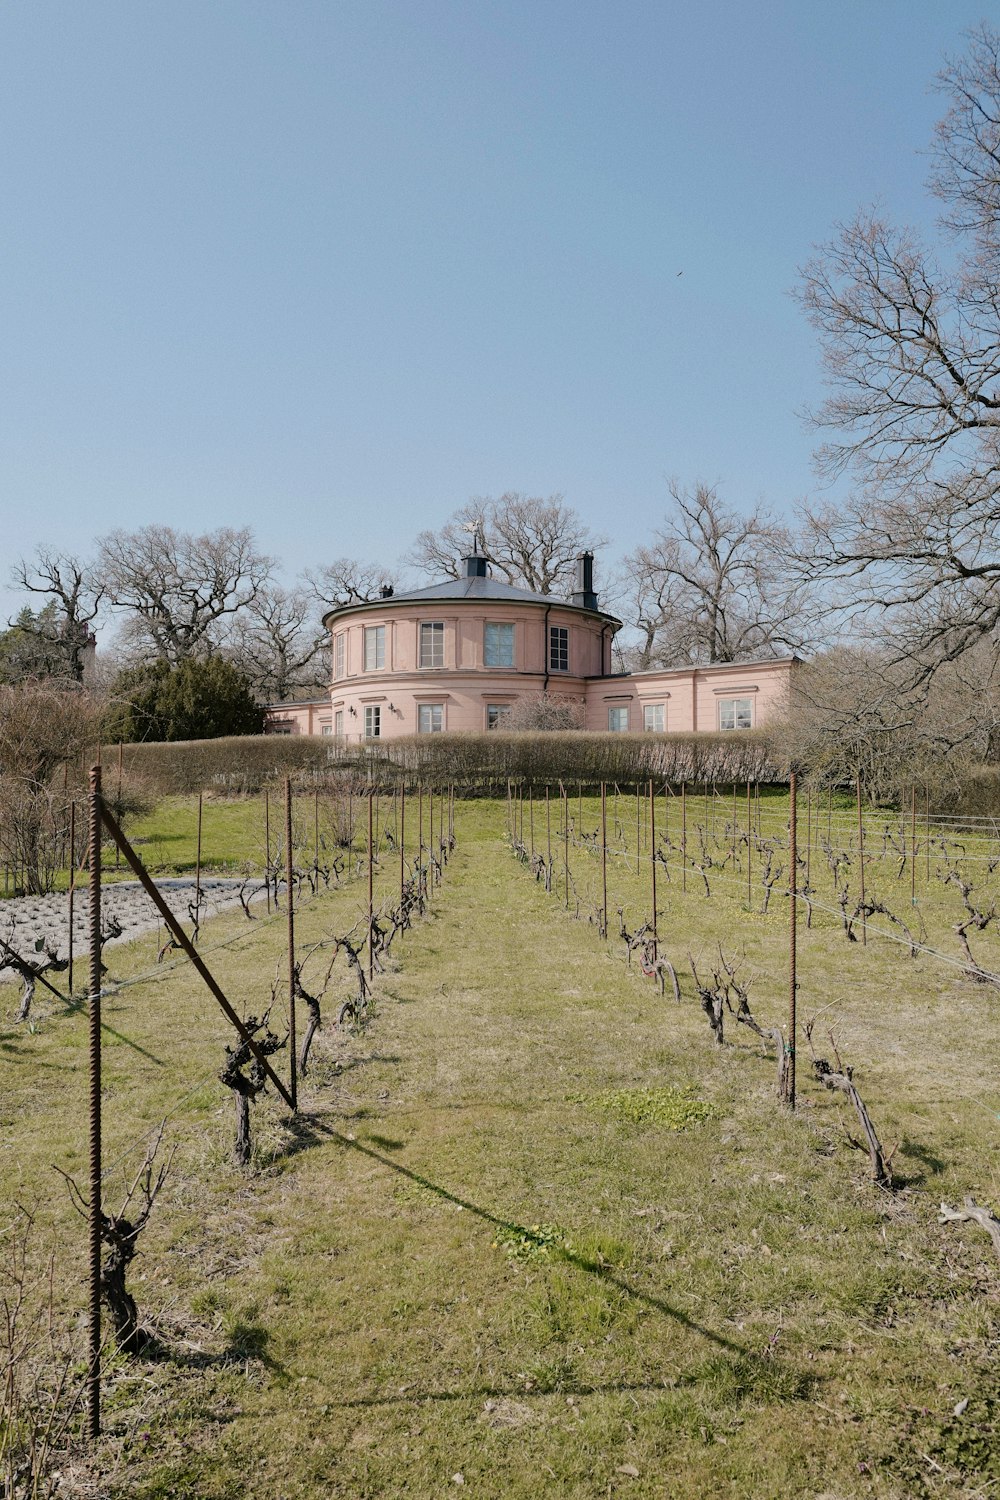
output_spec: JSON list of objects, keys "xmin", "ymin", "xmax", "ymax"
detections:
[{"xmin": 113, "ymin": 730, "xmax": 782, "ymax": 796}]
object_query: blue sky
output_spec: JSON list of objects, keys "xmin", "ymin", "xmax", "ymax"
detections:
[{"xmin": 0, "ymin": 1, "xmax": 992, "ymax": 625}]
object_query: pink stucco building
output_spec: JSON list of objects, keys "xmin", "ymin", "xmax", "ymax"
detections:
[{"xmin": 266, "ymin": 548, "xmax": 797, "ymax": 739}]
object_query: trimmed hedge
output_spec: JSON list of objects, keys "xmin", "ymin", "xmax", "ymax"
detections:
[{"xmin": 115, "ymin": 730, "xmax": 781, "ymax": 796}]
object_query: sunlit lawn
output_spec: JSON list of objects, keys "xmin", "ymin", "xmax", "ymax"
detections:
[{"xmin": 2, "ymin": 795, "xmax": 999, "ymax": 1498}]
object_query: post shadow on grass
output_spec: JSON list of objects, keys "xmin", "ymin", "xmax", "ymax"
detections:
[
  {"xmin": 894, "ymin": 1137, "xmax": 947, "ymax": 1186},
  {"xmin": 304, "ymin": 1119, "xmax": 763, "ymax": 1361}
]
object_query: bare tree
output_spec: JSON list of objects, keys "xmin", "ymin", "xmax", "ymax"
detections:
[
  {"xmin": 772, "ymin": 641, "xmax": 1000, "ymax": 802},
  {"xmin": 304, "ymin": 556, "xmax": 400, "ymax": 610},
  {"xmin": 226, "ymin": 583, "xmax": 328, "ymax": 701},
  {"xmin": 0, "ymin": 683, "xmax": 98, "ymax": 894},
  {"xmin": 409, "ymin": 494, "xmax": 606, "ymax": 595},
  {"xmin": 617, "ymin": 482, "xmax": 815, "ymax": 666},
  {"xmin": 796, "ymin": 25, "xmax": 1000, "ymax": 670},
  {"xmin": 97, "ymin": 525, "xmax": 273, "ymax": 664},
  {"xmin": 9, "ymin": 548, "xmax": 103, "ymax": 683}
]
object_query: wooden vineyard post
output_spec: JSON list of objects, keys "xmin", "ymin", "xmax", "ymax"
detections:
[
  {"xmin": 67, "ymin": 799, "xmax": 76, "ymax": 995},
  {"xmin": 529, "ymin": 782, "xmax": 535, "ymax": 858},
  {"xmin": 731, "ymin": 782, "xmax": 737, "ymax": 867},
  {"xmin": 746, "ymin": 780, "xmax": 752, "ymax": 907},
  {"xmin": 284, "ymin": 777, "xmax": 297, "ymax": 1112},
  {"xmin": 636, "ymin": 783, "xmax": 642, "ymax": 854},
  {"xmin": 911, "ymin": 783, "xmax": 917, "ymax": 907},
  {"xmin": 546, "ymin": 785, "xmax": 552, "ymax": 870},
  {"xmin": 314, "ymin": 789, "xmax": 320, "ymax": 889},
  {"xmin": 563, "ymin": 784, "xmax": 570, "ymax": 909},
  {"xmin": 265, "ymin": 789, "xmax": 271, "ymax": 915},
  {"xmin": 194, "ymin": 791, "xmax": 203, "ymax": 944},
  {"xmin": 367, "ymin": 788, "xmax": 374, "ymax": 983},
  {"xmin": 649, "ymin": 778, "xmax": 657, "ymax": 958},
  {"xmin": 925, "ymin": 786, "xmax": 931, "ymax": 883},
  {"xmin": 419, "ymin": 783, "xmax": 425, "ymax": 898},
  {"xmin": 681, "ymin": 780, "xmax": 687, "ymax": 894},
  {"xmin": 600, "ymin": 781, "xmax": 608, "ymax": 939},
  {"xmin": 805, "ymin": 786, "xmax": 811, "ymax": 894},
  {"xmin": 115, "ymin": 740, "xmax": 123, "ymax": 869},
  {"xmin": 857, "ymin": 776, "xmax": 867, "ymax": 946},
  {"xmin": 428, "ymin": 783, "xmax": 433, "ymax": 890},
  {"xmin": 787, "ymin": 772, "xmax": 797, "ymax": 1109},
  {"xmin": 400, "ymin": 782, "xmax": 406, "ymax": 908},
  {"xmin": 87, "ymin": 764, "xmax": 102, "ymax": 1439}
]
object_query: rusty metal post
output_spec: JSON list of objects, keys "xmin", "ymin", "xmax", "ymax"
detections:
[
  {"xmin": 368, "ymin": 788, "xmax": 375, "ymax": 981},
  {"xmin": 529, "ymin": 782, "xmax": 535, "ymax": 858},
  {"xmin": 600, "ymin": 781, "xmax": 608, "ymax": 939},
  {"xmin": 546, "ymin": 785, "xmax": 551, "ymax": 868},
  {"xmin": 910, "ymin": 783, "xmax": 917, "ymax": 907},
  {"xmin": 285, "ymin": 777, "xmax": 297, "ymax": 1110},
  {"xmin": 925, "ymin": 785, "xmax": 931, "ymax": 882},
  {"xmin": 314, "ymin": 788, "xmax": 320, "ymax": 889},
  {"xmin": 87, "ymin": 765, "xmax": 102, "ymax": 1439},
  {"xmin": 649, "ymin": 778, "xmax": 657, "ymax": 958},
  {"xmin": 805, "ymin": 786, "xmax": 811, "ymax": 894},
  {"xmin": 418, "ymin": 783, "xmax": 424, "ymax": 898},
  {"xmin": 194, "ymin": 791, "xmax": 203, "ymax": 943},
  {"xmin": 264, "ymin": 789, "xmax": 271, "ymax": 914},
  {"xmin": 67, "ymin": 800, "xmax": 76, "ymax": 995},
  {"xmin": 429, "ymin": 783, "xmax": 435, "ymax": 890},
  {"xmin": 787, "ymin": 772, "xmax": 797, "ymax": 1109},
  {"xmin": 400, "ymin": 781, "xmax": 406, "ymax": 906},
  {"xmin": 563, "ymin": 786, "xmax": 569, "ymax": 908},
  {"xmin": 856, "ymin": 776, "xmax": 867, "ymax": 946},
  {"xmin": 681, "ymin": 780, "xmax": 687, "ymax": 894},
  {"xmin": 115, "ymin": 741, "xmax": 123, "ymax": 870}
]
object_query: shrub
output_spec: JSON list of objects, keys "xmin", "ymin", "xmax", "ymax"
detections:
[
  {"xmin": 103, "ymin": 658, "xmax": 264, "ymax": 743},
  {"xmin": 116, "ymin": 729, "xmax": 780, "ymax": 796}
]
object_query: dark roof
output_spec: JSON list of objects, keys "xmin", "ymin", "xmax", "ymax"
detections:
[{"xmin": 322, "ymin": 574, "xmax": 622, "ymax": 627}]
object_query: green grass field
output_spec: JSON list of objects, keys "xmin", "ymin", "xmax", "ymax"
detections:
[{"xmin": 2, "ymin": 793, "xmax": 999, "ymax": 1498}]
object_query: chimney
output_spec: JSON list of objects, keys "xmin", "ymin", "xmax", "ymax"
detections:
[{"xmin": 571, "ymin": 550, "xmax": 598, "ymax": 610}]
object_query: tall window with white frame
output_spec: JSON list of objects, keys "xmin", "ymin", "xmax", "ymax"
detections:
[
  {"xmin": 419, "ymin": 621, "xmax": 445, "ymax": 668},
  {"xmin": 718, "ymin": 697, "xmax": 752, "ymax": 731},
  {"xmin": 334, "ymin": 633, "xmax": 345, "ymax": 680},
  {"xmin": 608, "ymin": 705, "xmax": 629, "ymax": 732},
  {"xmin": 486, "ymin": 703, "xmax": 512, "ymax": 730},
  {"xmin": 364, "ymin": 705, "xmax": 381, "ymax": 739},
  {"xmin": 549, "ymin": 625, "xmax": 569, "ymax": 673},
  {"xmin": 643, "ymin": 703, "xmax": 665, "ymax": 732},
  {"xmin": 363, "ymin": 625, "xmax": 385, "ymax": 671},
  {"xmin": 334, "ymin": 709, "xmax": 344, "ymax": 736},
  {"xmin": 484, "ymin": 621, "xmax": 514, "ymax": 668},
  {"xmin": 418, "ymin": 703, "xmax": 444, "ymax": 733}
]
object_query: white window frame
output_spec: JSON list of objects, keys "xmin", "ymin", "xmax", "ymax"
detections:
[
  {"xmin": 334, "ymin": 709, "xmax": 344, "ymax": 736},
  {"xmin": 334, "ymin": 633, "xmax": 345, "ymax": 680},
  {"xmin": 484, "ymin": 621, "xmax": 515, "ymax": 668},
  {"xmin": 418, "ymin": 703, "xmax": 444, "ymax": 734},
  {"xmin": 363, "ymin": 625, "xmax": 385, "ymax": 671},
  {"xmin": 364, "ymin": 705, "xmax": 381, "ymax": 739},
  {"xmin": 486, "ymin": 703, "xmax": 513, "ymax": 730},
  {"xmin": 643, "ymin": 703, "xmax": 665, "ymax": 732},
  {"xmin": 419, "ymin": 621, "xmax": 445, "ymax": 668},
  {"xmin": 719, "ymin": 696, "xmax": 753, "ymax": 731},
  {"xmin": 608, "ymin": 706, "xmax": 629, "ymax": 732},
  {"xmin": 549, "ymin": 625, "xmax": 569, "ymax": 673}
]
